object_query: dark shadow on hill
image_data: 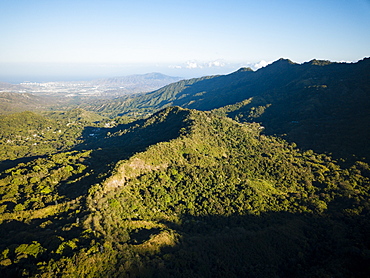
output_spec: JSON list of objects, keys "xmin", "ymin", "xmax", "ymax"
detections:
[
  {"xmin": 122, "ymin": 211, "xmax": 370, "ymax": 278},
  {"xmin": 223, "ymin": 79, "xmax": 370, "ymax": 165},
  {"xmin": 1, "ymin": 210, "xmax": 369, "ymax": 277},
  {"xmin": 0, "ymin": 155, "xmax": 47, "ymax": 174},
  {"xmin": 0, "ymin": 208, "xmax": 91, "ymax": 278},
  {"xmin": 258, "ymin": 110, "xmax": 370, "ymax": 166}
]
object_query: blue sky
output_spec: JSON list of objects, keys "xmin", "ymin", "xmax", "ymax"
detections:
[{"xmin": 0, "ymin": 0, "xmax": 369, "ymax": 82}]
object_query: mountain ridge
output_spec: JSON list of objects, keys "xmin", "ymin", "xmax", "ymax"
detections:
[{"xmin": 82, "ymin": 57, "xmax": 370, "ymax": 115}]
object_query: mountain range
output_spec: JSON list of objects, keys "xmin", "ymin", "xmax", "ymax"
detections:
[
  {"xmin": 81, "ymin": 58, "xmax": 369, "ymax": 113},
  {"xmin": 81, "ymin": 58, "xmax": 370, "ymax": 163},
  {"xmin": 0, "ymin": 57, "xmax": 369, "ymax": 277}
]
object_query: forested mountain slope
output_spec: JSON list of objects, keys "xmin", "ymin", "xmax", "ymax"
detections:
[
  {"xmin": 0, "ymin": 107, "xmax": 369, "ymax": 277},
  {"xmin": 79, "ymin": 75, "xmax": 218, "ymax": 117},
  {"xmin": 81, "ymin": 58, "xmax": 370, "ymax": 163},
  {"xmin": 81, "ymin": 58, "xmax": 369, "ymax": 114}
]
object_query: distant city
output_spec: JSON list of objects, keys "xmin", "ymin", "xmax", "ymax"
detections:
[
  {"xmin": 0, "ymin": 73, "xmax": 183, "ymax": 98},
  {"xmin": 17, "ymin": 81, "xmax": 120, "ymax": 97}
]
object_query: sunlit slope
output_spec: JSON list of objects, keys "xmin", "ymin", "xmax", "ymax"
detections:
[
  {"xmin": 0, "ymin": 107, "xmax": 369, "ymax": 277},
  {"xmin": 0, "ymin": 109, "xmax": 105, "ymax": 165}
]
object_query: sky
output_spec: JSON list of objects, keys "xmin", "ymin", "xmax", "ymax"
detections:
[{"xmin": 0, "ymin": 0, "xmax": 369, "ymax": 82}]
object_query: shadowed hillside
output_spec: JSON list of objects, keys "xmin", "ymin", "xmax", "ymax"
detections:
[{"xmin": 214, "ymin": 58, "xmax": 370, "ymax": 163}]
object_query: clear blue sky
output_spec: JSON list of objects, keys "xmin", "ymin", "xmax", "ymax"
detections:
[{"xmin": 1, "ymin": 0, "xmax": 369, "ymax": 82}]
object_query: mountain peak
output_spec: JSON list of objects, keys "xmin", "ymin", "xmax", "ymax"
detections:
[
  {"xmin": 236, "ymin": 67, "xmax": 254, "ymax": 73},
  {"xmin": 260, "ymin": 58, "xmax": 297, "ymax": 72},
  {"xmin": 142, "ymin": 72, "xmax": 181, "ymax": 80},
  {"xmin": 306, "ymin": 59, "xmax": 333, "ymax": 66},
  {"xmin": 274, "ymin": 58, "xmax": 296, "ymax": 65}
]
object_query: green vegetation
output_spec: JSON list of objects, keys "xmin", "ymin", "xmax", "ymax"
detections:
[
  {"xmin": 0, "ymin": 106, "xmax": 368, "ymax": 277},
  {"xmin": 0, "ymin": 109, "xmax": 108, "ymax": 165},
  {"xmin": 0, "ymin": 58, "xmax": 369, "ymax": 277}
]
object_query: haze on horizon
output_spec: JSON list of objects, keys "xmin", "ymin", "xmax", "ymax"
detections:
[{"xmin": 0, "ymin": 0, "xmax": 369, "ymax": 83}]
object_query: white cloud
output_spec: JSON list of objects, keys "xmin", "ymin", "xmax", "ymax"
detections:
[
  {"xmin": 171, "ymin": 60, "xmax": 226, "ymax": 70},
  {"xmin": 186, "ymin": 61, "xmax": 202, "ymax": 69},
  {"xmin": 337, "ymin": 60, "xmax": 354, "ymax": 64},
  {"xmin": 207, "ymin": 60, "xmax": 225, "ymax": 67},
  {"xmin": 254, "ymin": 60, "xmax": 269, "ymax": 69},
  {"xmin": 169, "ymin": 65, "xmax": 183, "ymax": 69}
]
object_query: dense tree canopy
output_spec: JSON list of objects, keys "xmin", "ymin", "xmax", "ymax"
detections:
[{"xmin": 0, "ymin": 107, "xmax": 369, "ymax": 277}]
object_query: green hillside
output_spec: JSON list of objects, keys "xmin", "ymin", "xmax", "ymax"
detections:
[
  {"xmin": 0, "ymin": 107, "xmax": 369, "ymax": 277},
  {"xmin": 79, "ymin": 75, "xmax": 218, "ymax": 117},
  {"xmin": 0, "ymin": 109, "xmax": 106, "ymax": 171}
]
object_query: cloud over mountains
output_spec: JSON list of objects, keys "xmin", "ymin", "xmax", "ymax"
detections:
[
  {"xmin": 254, "ymin": 60, "xmax": 269, "ymax": 69},
  {"xmin": 170, "ymin": 59, "xmax": 226, "ymax": 69},
  {"xmin": 170, "ymin": 59, "xmax": 271, "ymax": 72}
]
